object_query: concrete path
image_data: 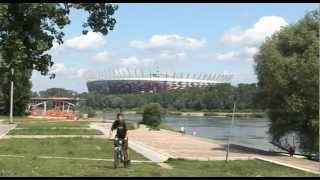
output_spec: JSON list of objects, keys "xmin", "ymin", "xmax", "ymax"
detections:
[
  {"xmin": 0, "ymin": 124, "xmax": 16, "ymax": 138},
  {"xmin": 90, "ymin": 122, "xmax": 171, "ymax": 163},
  {"xmin": 128, "ymin": 125, "xmax": 320, "ymax": 174}
]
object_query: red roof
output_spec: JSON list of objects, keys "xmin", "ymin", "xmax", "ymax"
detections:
[{"xmin": 31, "ymin": 97, "xmax": 86, "ymax": 101}]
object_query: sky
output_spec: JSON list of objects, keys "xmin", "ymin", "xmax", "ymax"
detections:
[{"xmin": 31, "ymin": 3, "xmax": 318, "ymax": 93}]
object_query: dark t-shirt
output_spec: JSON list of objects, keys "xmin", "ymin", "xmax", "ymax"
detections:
[{"xmin": 111, "ymin": 120, "xmax": 127, "ymax": 139}]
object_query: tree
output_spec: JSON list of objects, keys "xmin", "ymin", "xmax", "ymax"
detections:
[
  {"xmin": 0, "ymin": 3, "xmax": 118, "ymax": 115},
  {"xmin": 39, "ymin": 88, "xmax": 77, "ymax": 97},
  {"xmin": 142, "ymin": 103, "xmax": 162, "ymax": 129},
  {"xmin": 254, "ymin": 10, "xmax": 319, "ymax": 156}
]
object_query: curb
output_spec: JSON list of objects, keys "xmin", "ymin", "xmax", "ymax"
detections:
[
  {"xmin": 0, "ymin": 124, "xmax": 17, "ymax": 139},
  {"xmin": 128, "ymin": 140, "xmax": 171, "ymax": 163}
]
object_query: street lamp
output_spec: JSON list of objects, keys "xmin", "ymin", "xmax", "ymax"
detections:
[
  {"xmin": 9, "ymin": 68, "xmax": 14, "ymax": 124},
  {"xmin": 226, "ymin": 100, "xmax": 236, "ymax": 162}
]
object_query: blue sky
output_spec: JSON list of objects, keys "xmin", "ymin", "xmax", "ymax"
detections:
[{"xmin": 31, "ymin": 3, "xmax": 318, "ymax": 93}]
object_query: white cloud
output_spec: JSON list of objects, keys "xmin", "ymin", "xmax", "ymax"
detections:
[
  {"xmin": 223, "ymin": 16, "xmax": 288, "ymax": 46},
  {"xmin": 91, "ymin": 51, "xmax": 112, "ymax": 63},
  {"xmin": 49, "ymin": 63, "xmax": 93, "ymax": 80},
  {"xmin": 159, "ymin": 51, "xmax": 186, "ymax": 60},
  {"xmin": 76, "ymin": 68, "xmax": 90, "ymax": 78},
  {"xmin": 120, "ymin": 56, "xmax": 154, "ymax": 66},
  {"xmin": 50, "ymin": 63, "xmax": 67, "ymax": 74},
  {"xmin": 64, "ymin": 31, "xmax": 105, "ymax": 50},
  {"xmin": 210, "ymin": 47, "xmax": 258, "ymax": 62},
  {"xmin": 129, "ymin": 34, "xmax": 206, "ymax": 50}
]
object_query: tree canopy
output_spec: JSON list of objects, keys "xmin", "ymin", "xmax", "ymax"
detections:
[
  {"xmin": 0, "ymin": 3, "xmax": 118, "ymax": 115},
  {"xmin": 73, "ymin": 83, "xmax": 261, "ymax": 112},
  {"xmin": 38, "ymin": 88, "xmax": 78, "ymax": 97},
  {"xmin": 254, "ymin": 10, "xmax": 319, "ymax": 156}
]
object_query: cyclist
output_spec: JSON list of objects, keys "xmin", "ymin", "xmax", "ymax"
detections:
[{"xmin": 109, "ymin": 112, "xmax": 129, "ymax": 166}]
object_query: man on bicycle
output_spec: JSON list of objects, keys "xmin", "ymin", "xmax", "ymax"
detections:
[{"xmin": 109, "ymin": 112, "xmax": 129, "ymax": 166}]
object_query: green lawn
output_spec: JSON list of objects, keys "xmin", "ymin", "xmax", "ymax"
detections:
[
  {"xmin": 7, "ymin": 128, "xmax": 103, "ymax": 135},
  {"xmin": 162, "ymin": 159, "xmax": 318, "ymax": 177},
  {"xmin": 0, "ymin": 157, "xmax": 161, "ymax": 177},
  {"xmin": 0, "ymin": 138, "xmax": 146, "ymax": 161},
  {"xmin": 16, "ymin": 121, "xmax": 90, "ymax": 128},
  {"xmin": 0, "ymin": 157, "xmax": 317, "ymax": 177},
  {"xmin": 0, "ymin": 116, "xmax": 317, "ymax": 177},
  {"xmin": 5, "ymin": 119, "xmax": 104, "ymax": 135}
]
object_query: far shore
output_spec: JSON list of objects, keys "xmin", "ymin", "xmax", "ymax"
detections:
[{"xmin": 98, "ymin": 110, "xmax": 267, "ymax": 118}]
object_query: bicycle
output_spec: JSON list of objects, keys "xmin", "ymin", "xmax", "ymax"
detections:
[{"xmin": 113, "ymin": 138, "xmax": 128, "ymax": 168}]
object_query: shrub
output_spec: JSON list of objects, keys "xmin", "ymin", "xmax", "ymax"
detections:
[
  {"xmin": 126, "ymin": 121, "xmax": 139, "ymax": 130},
  {"xmin": 77, "ymin": 106, "xmax": 96, "ymax": 118},
  {"xmin": 142, "ymin": 103, "xmax": 162, "ymax": 129}
]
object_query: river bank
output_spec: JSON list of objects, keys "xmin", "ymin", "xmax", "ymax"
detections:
[
  {"xmin": 100, "ymin": 110, "xmax": 267, "ymax": 118},
  {"xmin": 108, "ymin": 123, "xmax": 319, "ymax": 175}
]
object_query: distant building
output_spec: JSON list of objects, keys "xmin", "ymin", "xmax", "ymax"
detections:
[{"xmin": 86, "ymin": 69, "xmax": 233, "ymax": 95}]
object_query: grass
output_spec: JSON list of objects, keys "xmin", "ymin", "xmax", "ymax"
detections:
[
  {"xmin": 0, "ymin": 157, "xmax": 317, "ymax": 177},
  {"xmin": 0, "ymin": 157, "xmax": 162, "ymax": 177},
  {"xmin": 16, "ymin": 121, "xmax": 90, "ymax": 128},
  {"xmin": 161, "ymin": 159, "xmax": 318, "ymax": 177},
  {"xmin": 0, "ymin": 138, "xmax": 146, "ymax": 161},
  {"xmin": 7, "ymin": 128, "xmax": 103, "ymax": 135},
  {"xmin": 5, "ymin": 120, "xmax": 103, "ymax": 135},
  {"xmin": 0, "ymin": 116, "xmax": 317, "ymax": 177}
]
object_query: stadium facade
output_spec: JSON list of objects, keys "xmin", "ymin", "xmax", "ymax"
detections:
[{"xmin": 86, "ymin": 70, "xmax": 233, "ymax": 95}]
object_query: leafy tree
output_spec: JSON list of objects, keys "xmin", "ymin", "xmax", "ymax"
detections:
[
  {"xmin": 142, "ymin": 103, "xmax": 162, "ymax": 129},
  {"xmin": 0, "ymin": 3, "xmax": 118, "ymax": 115},
  {"xmin": 39, "ymin": 88, "xmax": 77, "ymax": 97},
  {"xmin": 254, "ymin": 10, "xmax": 319, "ymax": 156},
  {"xmin": 79, "ymin": 82, "xmax": 262, "ymax": 112}
]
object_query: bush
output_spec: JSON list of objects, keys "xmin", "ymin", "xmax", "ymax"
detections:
[
  {"xmin": 77, "ymin": 106, "xmax": 96, "ymax": 118},
  {"xmin": 126, "ymin": 121, "xmax": 139, "ymax": 130},
  {"xmin": 142, "ymin": 103, "xmax": 162, "ymax": 129}
]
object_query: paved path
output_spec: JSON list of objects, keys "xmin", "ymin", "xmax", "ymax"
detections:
[
  {"xmin": 130, "ymin": 125, "xmax": 320, "ymax": 174},
  {"xmin": 90, "ymin": 122, "xmax": 319, "ymax": 174},
  {"xmin": 90, "ymin": 122, "xmax": 171, "ymax": 163},
  {"xmin": 0, "ymin": 124, "xmax": 16, "ymax": 138}
]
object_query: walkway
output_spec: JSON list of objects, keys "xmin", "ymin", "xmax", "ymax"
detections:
[
  {"xmin": 0, "ymin": 124, "xmax": 16, "ymax": 138},
  {"xmin": 90, "ymin": 122, "xmax": 320, "ymax": 174}
]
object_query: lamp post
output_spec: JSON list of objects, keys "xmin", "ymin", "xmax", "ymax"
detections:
[
  {"xmin": 226, "ymin": 101, "xmax": 236, "ymax": 162},
  {"xmin": 318, "ymin": 3, "xmax": 320, "ymax": 163},
  {"xmin": 9, "ymin": 68, "xmax": 14, "ymax": 124}
]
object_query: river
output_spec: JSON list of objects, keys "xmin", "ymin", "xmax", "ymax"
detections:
[{"xmin": 100, "ymin": 112, "xmax": 297, "ymax": 153}]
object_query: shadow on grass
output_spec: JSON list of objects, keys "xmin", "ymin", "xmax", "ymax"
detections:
[{"xmin": 210, "ymin": 144, "xmax": 284, "ymax": 156}]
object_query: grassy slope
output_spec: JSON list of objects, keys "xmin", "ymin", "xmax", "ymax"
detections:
[
  {"xmin": 0, "ymin": 117, "xmax": 317, "ymax": 177},
  {"xmin": 7, "ymin": 128, "xmax": 103, "ymax": 135},
  {"xmin": 16, "ymin": 121, "xmax": 90, "ymax": 128},
  {"xmin": 0, "ymin": 157, "xmax": 317, "ymax": 177},
  {"xmin": 163, "ymin": 159, "xmax": 318, "ymax": 177},
  {"xmin": 7, "ymin": 120, "xmax": 102, "ymax": 135},
  {"xmin": 0, "ymin": 138, "xmax": 146, "ymax": 161}
]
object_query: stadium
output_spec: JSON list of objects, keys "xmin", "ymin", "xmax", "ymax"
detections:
[{"xmin": 86, "ymin": 69, "xmax": 233, "ymax": 95}]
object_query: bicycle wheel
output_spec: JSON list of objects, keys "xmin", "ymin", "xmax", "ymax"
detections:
[{"xmin": 113, "ymin": 149, "xmax": 119, "ymax": 168}]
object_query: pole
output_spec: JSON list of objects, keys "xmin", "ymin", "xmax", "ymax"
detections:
[
  {"xmin": 226, "ymin": 101, "xmax": 236, "ymax": 161},
  {"xmin": 318, "ymin": 3, "xmax": 320, "ymax": 163},
  {"xmin": 9, "ymin": 68, "xmax": 14, "ymax": 124}
]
